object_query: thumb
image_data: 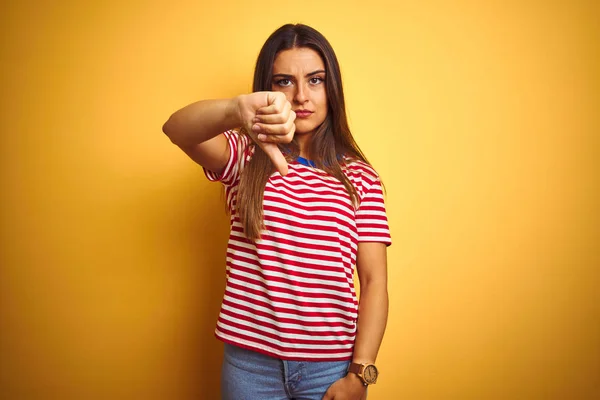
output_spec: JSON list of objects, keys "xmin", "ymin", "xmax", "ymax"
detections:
[{"xmin": 259, "ymin": 142, "xmax": 288, "ymax": 176}]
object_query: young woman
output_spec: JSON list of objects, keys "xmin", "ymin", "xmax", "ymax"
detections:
[{"xmin": 163, "ymin": 23, "xmax": 391, "ymax": 400}]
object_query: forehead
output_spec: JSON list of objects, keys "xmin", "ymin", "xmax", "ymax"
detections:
[{"xmin": 272, "ymin": 47, "xmax": 325, "ymax": 74}]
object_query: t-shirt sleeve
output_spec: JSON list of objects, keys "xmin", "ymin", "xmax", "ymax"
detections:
[
  {"xmin": 356, "ymin": 178, "xmax": 392, "ymax": 246},
  {"xmin": 203, "ymin": 130, "xmax": 251, "ymax": 187}
]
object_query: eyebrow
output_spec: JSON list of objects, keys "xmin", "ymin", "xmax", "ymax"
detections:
[{"xmin": 272, "ymin": 69, "xmax": 326, "ymax": 79}]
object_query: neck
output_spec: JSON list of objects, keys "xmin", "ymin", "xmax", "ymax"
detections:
[{"xmin": 296, "ymin": 133, "xmax": 312, "ymax": 158}]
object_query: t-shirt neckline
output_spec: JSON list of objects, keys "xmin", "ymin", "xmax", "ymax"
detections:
[{"xmin": 296, "ymin": 156, "xmax": 316, "ymax": 167}]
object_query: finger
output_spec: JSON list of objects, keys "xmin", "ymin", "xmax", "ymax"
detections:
[
  {"xmin": 253, "ymin": 110, "xmax": 290, "ymax": 125},
  {"xmin": 260, "ymin": 142, "xmax": 288, "ymax": 176},
  {"xmin": 257, "ymin": 123, "xmax": 295, "ymax": 143},
  {"xmin": 252, "ymin": 121, "xmax": 295, "ymax": 135},
  {"xmin": 256, "ymin": 104, "xmax": 280, "ymax": 115}
]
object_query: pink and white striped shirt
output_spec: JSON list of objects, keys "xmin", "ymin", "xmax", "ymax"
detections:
[{"xmin": 204, "ymin": 130, "xmax": 391, "ymax": 361}]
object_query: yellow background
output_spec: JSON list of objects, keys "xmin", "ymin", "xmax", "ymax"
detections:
[{"xmin": 1, "ymin": 0, "xmax": 598, "ymax": 399}]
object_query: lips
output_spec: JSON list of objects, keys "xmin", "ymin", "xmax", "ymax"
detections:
[{"xmin": 295, "ymin": 110, "xmax": 313, "ymax": 118}]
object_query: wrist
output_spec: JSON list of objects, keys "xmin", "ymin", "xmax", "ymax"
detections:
[
  {"xmin": 348, "ymin": 361, "xmax": 379, "ymax": 386},
  {"xmin": 228, "ymin": 95, "xmax": 244, "ymax": 127},
  {"xmin": 351, "ymin": 358, "xmax": 375, "ymax": 364},
  {"xmin": 346, "ymin": 371, "xmax": 364, "ymax": 385}
]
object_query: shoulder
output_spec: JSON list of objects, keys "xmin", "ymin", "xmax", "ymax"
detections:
[
  {"xmin": 224, "ymin": 129, "xmax": 255, "ymax": 157},
  {"xmin": 340, "ymin": 157, "xmax": 384, "ymax": 201},
  {"xmin": 224, "ymin": 128, "xmax": 248, "ymax": 145},
  {"xmin": 342, "ymin": 157, "xmax": 380, "ymax": 186}
]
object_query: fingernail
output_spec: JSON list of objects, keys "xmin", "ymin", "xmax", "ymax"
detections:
[
  {"xmin": 252, "ymin": 117, "xmax": 260, "ymax": 123},
  {"xmin": 258, "ymin": 134, "xmax": 266, "ymax": 141},
  {"xmin": 252, "ymin": 124, "xmax": 261, "ymax": 132}
]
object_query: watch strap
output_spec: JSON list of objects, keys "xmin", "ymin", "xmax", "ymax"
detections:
[
  {"xmin": 348, "ymin": 362, "xmax": 374, "ymax": 386},
  {"xmin": 348, "ymin": 362, "xmax": 364, "ymax": 376}
]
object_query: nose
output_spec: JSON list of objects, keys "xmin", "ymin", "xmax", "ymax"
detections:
[{"xmin": 294, "ymin": 82, "xmax": 308, "ymax": 104}]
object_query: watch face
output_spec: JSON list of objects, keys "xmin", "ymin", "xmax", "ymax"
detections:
[{"xmin": 363, "ymin": 365, "xmax": 378, "ymax": 384}]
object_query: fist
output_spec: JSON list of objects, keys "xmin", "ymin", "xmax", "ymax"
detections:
[{"xmin": 237, "ymin": 92, "xmax": 296, "ymax": 175}]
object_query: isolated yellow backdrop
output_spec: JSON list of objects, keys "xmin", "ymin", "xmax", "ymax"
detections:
[{"xmin": 1, "ymin": 0, "xmax": 598, "ymax": 399}]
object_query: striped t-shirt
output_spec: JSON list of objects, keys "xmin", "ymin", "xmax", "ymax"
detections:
[{"xmin": 204, "ymin": 130, "xmax": 391, "ymax": 361}]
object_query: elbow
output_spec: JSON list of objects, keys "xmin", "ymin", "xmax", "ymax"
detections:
[
  {"xmin": 162, "ymin": 116, "xmax": 182, "ymax": 145},
  {"xmin": 360, "ymin": 278, "xmax": 388, "ymax": 295},
  {"xmin": 162, "ymin": 116, "xmax": 174, "ymax": 136},
  {"xmin": 161, "ymin": 118, "xmax": 171, "ymax": 135}
]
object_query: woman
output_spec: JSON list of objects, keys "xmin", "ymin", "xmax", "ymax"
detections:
[{"xmin": 163, "ymin": 23, "xmax": 391, "ymax": 400}]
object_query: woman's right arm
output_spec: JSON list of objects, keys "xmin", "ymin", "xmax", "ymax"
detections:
[
  {"xmin": 162, "ymin": 98, "xmax": 242, "ymax": 175},
  {"xmin": 162, "ymin": 93, "xmax": 296, "ymax": 176}
]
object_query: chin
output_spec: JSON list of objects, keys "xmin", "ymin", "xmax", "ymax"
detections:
[
  {"xmin": 294, "ymin": 122, "xmax": 321, "ymax": 135},
  {"xmin": 294, "ymin": 129, "xmax": 313, "ymax": 136}
]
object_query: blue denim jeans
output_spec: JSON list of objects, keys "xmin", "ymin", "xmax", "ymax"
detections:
[{"xmin": 221, "ymin": 343, "xmax": 351, "ymax": 400}]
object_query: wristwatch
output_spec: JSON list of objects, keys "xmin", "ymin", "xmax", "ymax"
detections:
[{"xmin": 348, "ymin": 362, "xmax": 379, "ymax": 385}]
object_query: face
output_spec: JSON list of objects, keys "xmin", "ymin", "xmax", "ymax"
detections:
[
  {"xmin": 271, "ymin": 47, "xmax": 328, "ymax": 136},
  {"xmin": 364, "ymin": 365, "xmax": 378, "ymax": 384}
]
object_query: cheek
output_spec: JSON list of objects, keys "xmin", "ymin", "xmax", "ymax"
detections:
[
  {"xmin": 317, "ymin": 94, "xmax": 328, "ymax": 115},
  {"xmin": 316, "ymin": 90, "xmax": 327, "ymax": 110}
]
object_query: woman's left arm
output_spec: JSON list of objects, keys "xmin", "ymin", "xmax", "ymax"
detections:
[
  {"xmin": 323, "ymin": 242, "xmax": 388, "ymax": 400},
  {"xmin": 352, "ymin": 241, "xmax": 389, "ymax": 364}
]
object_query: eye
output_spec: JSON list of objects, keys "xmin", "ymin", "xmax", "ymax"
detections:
[
  {"xmin": 275, "ymin": 79, "xmax": 293, "ymax": 87},
  {"xmin": 309, "ymin": 76, "xmax": 324, "ymax": 85}
]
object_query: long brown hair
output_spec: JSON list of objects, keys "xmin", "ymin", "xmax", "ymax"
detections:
[{"xmin": 237, "ymin": 24, "xmax": 371, "ymax": 241}]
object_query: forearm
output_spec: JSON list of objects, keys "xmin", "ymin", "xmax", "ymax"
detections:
[
  {"xmin": 162, "ymin": 98, "xmax": 241, "ymax": 147},
  {"xmin": 352, "ymin": 281, "xmax": 389, "ymax": 364}
]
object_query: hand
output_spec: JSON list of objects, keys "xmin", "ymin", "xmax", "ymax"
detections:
[
  {"xmin": 322, "ymin": 374, "xmax": 367, "ymax": 400},
  {"xmin": 236, "ymin": 92, "xmax": 296, "ymax": 176}
]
